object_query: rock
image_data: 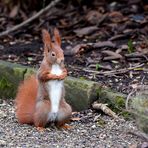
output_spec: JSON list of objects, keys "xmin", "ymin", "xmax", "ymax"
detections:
[
  {"xmin": 0, "ymin": 110, "xmax": 7, "ymax": 118},
  {"xmin": 0, "ymin": 60, "xmax": 27, "ymax": 98},
  {"xmin": 0, "ymin": 139, "xmax": 6, "ymax": 146},
  {"xmin": 0, "ymin": 60, "xmax": 99, "ymax": 110},
  {"xmin": 0, "ymin": 60, "xmax": 127, "ymax": 111},
  {"xmin": 64, "ymin": 77, "xmax": 99, "ymax": 110}
]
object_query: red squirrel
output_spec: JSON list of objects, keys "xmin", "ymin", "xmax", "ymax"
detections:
[{"xmin": 15, "ymin": 28, "xmax": 72, "ymax": 128}]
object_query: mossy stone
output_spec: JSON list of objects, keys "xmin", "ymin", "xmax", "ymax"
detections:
[
  {"xmin": 0, "ymin": 60, "xmax": 28, "ymax": 98},
  {"xmin": 0, "ymin": 60, "xmax": 127, "ymax": 112},
  {"xmin": 0, "ymin": 61, "xmax": 100, "ymax": 110},
  {"xmin": 64, "ymin": 77, "xmax": 99, "ymax": 110}
]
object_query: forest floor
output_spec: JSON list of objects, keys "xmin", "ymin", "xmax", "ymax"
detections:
[
  {"xmin": 0, "ymin": 0, "xmax": 148, "ymax": 94},
  {"xmin": 0, "ymin": 0, "xmax": 148, "ymax": 147}
]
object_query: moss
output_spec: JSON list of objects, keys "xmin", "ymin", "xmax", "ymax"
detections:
[
  {"xmin": 0, "ymin": 61, "xmax": 28, "ymax": 98},
  {"xmin": 24, "ymin": 68, "xmax": 36, "ymax": 78},
  {"xmin": 0, "ymin": 77, "xmax": 12, "ymax": 89},
  {"xmin": 135, "ymin": 113, "xmax": 148, "ymax": 134},
  {"xmin": 79, "ymin": 76, "xmax": 86, "ymax": 80},
  {"xmin": 65, "ymin": 78, "xmax": 88, "ymax": 89},
  {"xmin": 0, "ymin": 60, "xmax": 129, "ymax": 112},
  {"xmin": 64, "ymin": 77, "xmax": 99, "ymax": 111},
  {"xmin": 13, "ymin": 67, "xmax": 27, "ymax": 79},
  {"xmin": 98, "ymin": 88, "xmax": 126, "ymax": 110},
  {"xmin": 120, "ymin": 111, "xmax": 133, "ymax": 120},
  {"xmin": 114, "ymin": 96, "xmax": 125, "ymax": 108},
  {"xmin": 97, "ymin": 118, "xmax": 106, "ymax": 128},
  {"xmin": 96, "ymin": 87, "xmax": 103, "ymax": 98},
  {"xmin": 143, "ymin": 99, "xmax": 148, "ymax": 107},
  {"xmin": 105, "ymin": 95, "xmax": 125, "ymax": 113},
  {"xmin": 131, "ymin": 96, "xmax": 148, "ymax": 134},
  {"xmin": 0, "ymin": 76, "xmax": 16, "ymax": 98}
]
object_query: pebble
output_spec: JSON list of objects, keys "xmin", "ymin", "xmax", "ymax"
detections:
[
  {"xmin": 0, "ymin": 100, "xmax": 142, "ymax": 147},
  {"xmin": 0, "ymin": 139, "xmax": 6, "ymax": 146}
]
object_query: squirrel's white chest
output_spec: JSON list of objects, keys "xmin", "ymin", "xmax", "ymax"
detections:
[
  {"xmin": 50, "ymin": 64, "xmax": 62, "ymax": 75},
  {"xmin": 46, "ymin": 64, "xmax": 63, "ymax": 121}
]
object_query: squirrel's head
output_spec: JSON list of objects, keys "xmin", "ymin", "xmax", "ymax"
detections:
[{"xmin": 42, "ymin": 28, "xmax": 64, "ymax": 65}]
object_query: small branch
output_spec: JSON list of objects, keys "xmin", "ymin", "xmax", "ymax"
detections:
[
  {"xmin": 125, "ymin": 89, "xmax": 136, "ymax": 110},
  {"xmin": 92, "ymin": 101, "xmax": 118, "ymax": 118},
  {"xmin": 81, "ymin": 63, "xmax": 144, "ymax": 76},
  {"xmin": 0, "ymin": 0, "xmax": 61, "ymax": 37},
  {"xmin": 125, "ymin": 51, "xmax": 148, "ymax": 58},
  {"xmin": 125, "ymin": 52, "xmax": 148, "ymax": 62}
]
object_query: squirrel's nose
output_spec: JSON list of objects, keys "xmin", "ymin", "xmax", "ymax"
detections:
[{"xmin": 57, "ymin": 58, "xmax": 64, "ymax": 64}]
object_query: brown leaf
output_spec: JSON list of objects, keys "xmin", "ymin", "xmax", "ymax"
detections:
[
  {"xmin": 108, "ymin": 11, "xmax": 127, "ymax": 23},
  {"xmin": 102, "ymin": 50, "xmax": 123, "ymax": 60},
  {"xmin": 85, "ymin": 10, "xmax": 103, "ymax": 25},
  {"xmin": 20, "ymin": 9, "xmax": 28, "ymax": 21},
  {"xmin": 74, "ymin": 26, "xmax": 98, "ymax": 37},
  {"xmin": 64, "ymin": 41, "xmax": 116, "ymax": 56},
  {"xmin": 64, "ymin": 44, "xmax": 89, "ymax": 56},
  {"xmin": 9, "ymin": 5, "xmax": 19, "ymax": 18},
  {"xmin": 93, "ymin": 41, "xmax": 116, "ymax": 48}
]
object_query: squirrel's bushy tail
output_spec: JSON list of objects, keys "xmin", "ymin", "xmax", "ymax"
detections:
[{"xmin": 15, "ymin": 75, "xmax": 38, "ymax": 124}]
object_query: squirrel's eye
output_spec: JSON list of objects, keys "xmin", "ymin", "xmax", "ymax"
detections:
[{"xmin": 51, "ymin": 52, "xmax": 55, "ymax": 57}]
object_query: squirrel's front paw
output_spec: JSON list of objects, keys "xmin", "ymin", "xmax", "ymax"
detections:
[
  {"xmin": 36, "ymin": 127, "xmax": 45, "ymax": 132},
  {"xmin": 58, "ymin": 74, "xmax": 66, "ymax": 80},
  {"xmin": 48, "ymin": 74, "xmax": 59, "ymax": 80}
]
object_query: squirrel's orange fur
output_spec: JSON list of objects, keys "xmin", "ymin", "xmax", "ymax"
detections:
[
  {"xmin": 15, "ymin": 75, "xmax": 38, "ymax": 124},
  {"xmin": 15, "ymin": 28, "xmax": 72, "ymax": 128}
]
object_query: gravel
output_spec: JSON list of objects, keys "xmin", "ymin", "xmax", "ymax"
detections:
[{"xmin": 0, "ymin": 100, "xmax": 142, "ymax": 148}]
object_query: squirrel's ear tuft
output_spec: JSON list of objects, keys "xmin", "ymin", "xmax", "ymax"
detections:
[
  {"xmin": 54, "ymin": 28, "xmax": 61, "ymax": 46},
  {"xmin": 42, "ymin": 29, "xmax": 52, "ymax": 50}
]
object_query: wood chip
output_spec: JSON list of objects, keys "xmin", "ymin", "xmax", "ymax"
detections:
[{"xmin": 92, "ymin": 101, "xmax": 118, "ymax": 118}]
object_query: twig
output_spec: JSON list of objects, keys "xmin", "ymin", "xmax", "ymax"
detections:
[
  {"xmin": 82, "ymin": 63, "xmax": 144, "ymax": 76},
  {"xmin": 88, "ymin": 64, "xmax": 112, "ymax": 70},
  {"xmin": 125, "ymin": 52, "xmax": 148, "ymax": 62},
  {"xmin": 125, "ymin": 89, "xmax": 136, "ymax": 110},
  {"xmin": 92, "ymin": 101, "xmax": 118, "ymax": 118},
  {"xmin": 0, "ymin": 0, "xmax": 61, "ymax": 37},
  {"xmin": 125, "ymin": 51, "xmax": 148, "ymax": 58}
]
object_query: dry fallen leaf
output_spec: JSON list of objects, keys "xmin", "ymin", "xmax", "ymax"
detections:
[
  {"xmin": 93, "ymin": 41, "xmax": 116, "ymax": 48},
  {"xmin": 85, "ymin": 10, "xmax": 103, "ymax": 25},
  {"xmin": 74, "ymin": 26, "xmax": 98, "ymax": 37},
  {"xmin": 9, "ymin": 5, "xmax": 19, "ymax": 18},
  {"xmin": 102, "ymin": 50, "xmax": 123, "ymax": 60},
  {"xmin": 108, "ymin": 11, "xmax": 127, "ymax": 23},
  {"xmin": 64, "ymin": 41, "xmax": 116, "ymax": 56}
]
